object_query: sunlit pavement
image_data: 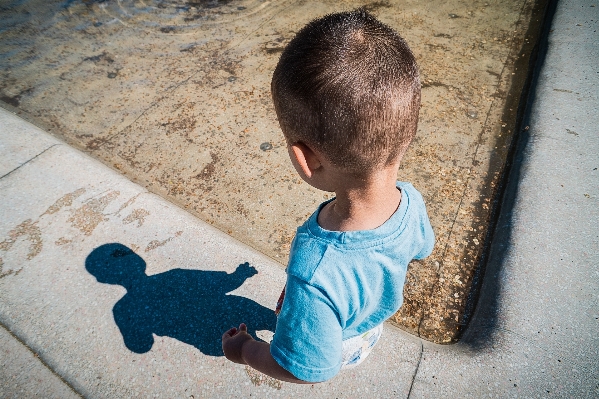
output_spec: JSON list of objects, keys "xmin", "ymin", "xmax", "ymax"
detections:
[{"xmin": 1, "ymin": 0, "xmax": 598, "ymax": 397}]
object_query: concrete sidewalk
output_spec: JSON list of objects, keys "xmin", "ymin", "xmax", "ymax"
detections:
[
  {"xmin": 1, "ymin": 0, "xmax": 597, "ymax": 398},
  {"xmin": 0, "ymin": 108, "xmax": 424, "ymax": 397}
]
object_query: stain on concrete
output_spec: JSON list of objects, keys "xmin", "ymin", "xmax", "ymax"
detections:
[
  {"xmin": 0, "ymin": 87, "xmax": 33, "ymax": 108},
  {"xmin": 0, "ymin": 262, "xmax": 23, "ymax": 279},
  {"xmin": 114, "ymin": 193, "xmax": 141, "ymax": 216},
  {"xmin": 85, "ymin": 137, "xmax": 109, "ymax": 151},
  {"xmin": 269, "ymin": 229, "xmax": 293, "ymax": 259},
  {"xmin": 144, "ymin": 231, "xmax": 183, "ymax": 252},
  {"xmin": 67, "ymin": 190, "xmax": 120, "ymax": 235},
  {"xmin": 263, "ymin": 36, "xmax": 291, "ymax": 55},
  {"xmin": 83, "ymin": 51, "xmax": 115, "ymax": 66},
  {"xmin": 194, "ymin": 152, "xmax": 219, "ymax": 182},
  {"xmin": 0, "ymin": 94, "xmax": 21, "ymax": 107},
  {"xmin": 362, "ymin": 1, "xmax": 392, "ymax": 13},
  {"xmin": 42, "ymin": 188, "xmax": 86, "ymax": 216},
  {"xmin": 122, "ymin": 208, "xmax": 150, "ymax": 227},
  {"xmin": 236, "ymin": 202, "xmax": 249, "ymax": 217},
  {"xmin": 160, "ymin": 101, "xmax": 198, "ymax": 143}
]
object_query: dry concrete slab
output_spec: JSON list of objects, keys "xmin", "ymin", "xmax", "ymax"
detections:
[
  {"xmin": 0, "ymin": 0, "xmax": 549, "ymax": 342},
  {"xmin": 0, "ymin": 325, "xmax": 80, "ymax": 399},
  {"xmin": 0, "ymin": 110, "xmax": 60, "ymax": 178},
  {"xmin": 0, "ymin": 107, "xmax": 422, "ymax": 397}
]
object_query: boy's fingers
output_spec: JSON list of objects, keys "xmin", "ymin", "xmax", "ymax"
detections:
[{"xmin": 223, "ymin": 327, "xmax": 237, "ymax": 338}]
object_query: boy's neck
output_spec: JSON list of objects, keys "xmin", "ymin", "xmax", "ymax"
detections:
[{"xmin": 317, "ymin": 164, "xmax": 402, "ymax": 232}]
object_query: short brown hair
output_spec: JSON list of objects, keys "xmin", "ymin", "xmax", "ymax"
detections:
[{"xmin": 271, "ymin": 9, "xmax": 420, "ymax": 173}]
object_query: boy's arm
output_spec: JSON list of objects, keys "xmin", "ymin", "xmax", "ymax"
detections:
[{"xmin": 222, "ymin": 324, "xmax": 313, "ymax": 384}]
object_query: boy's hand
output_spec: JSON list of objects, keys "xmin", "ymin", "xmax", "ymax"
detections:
[{"xmin": 222, "ymin": 323, "xmax": 254, "ymax": 364}]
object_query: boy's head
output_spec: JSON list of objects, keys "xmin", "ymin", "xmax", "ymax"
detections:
[{"xmin": 271, "ymin": 9, "xmax": 420, "ymax": 175}]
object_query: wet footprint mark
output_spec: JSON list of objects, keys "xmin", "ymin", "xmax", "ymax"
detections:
[
  {"xmin": 123, "ymin": 208, "xmax": 150, "ymax": 227},
  {"xmin": 1, "ymin": 188, "xmax": 89, "ymax": 278},
  {"xmin": 42, "ymin": 188, "xmax": 87, "ymax": 216},
  {"xmin": 68, "ymin": 190, "xmax": 120, "ymax": 235},
  {"xmin": 0, "ymin": 219, "xmax": 42, "ymax": 279},
  {"xmin": 244, "ymin": 365, "xmax": 282, "ymax": 390},
  {"xmin": 145, "ymin": 231, "xmax": 183, "ymax": 252},
  {"xmin": 55, "ymin": 237, "xmax": 73, "ymax": 246},
  {"xmin": 0, "ymin": 188, "xmax": 145, "ymax": 278}
]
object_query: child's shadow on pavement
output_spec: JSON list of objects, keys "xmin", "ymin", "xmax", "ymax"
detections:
[{"xmin": 85, "ymin": 243, "xmax": 276, "ymax": 356}]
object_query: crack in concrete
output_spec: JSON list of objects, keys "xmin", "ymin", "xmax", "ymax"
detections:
[
  {"xmin": 0, "ymin": 144, "xmax": 60, "ymax": 181},
  {"xmin": 406, "ymin": 342, "xmax": 424, "ymax": 399}
]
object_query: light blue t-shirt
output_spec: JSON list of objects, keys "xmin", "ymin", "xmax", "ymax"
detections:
[{"xmin": 270, "ymin": 182, "xmax": 435, "ymax": 382}]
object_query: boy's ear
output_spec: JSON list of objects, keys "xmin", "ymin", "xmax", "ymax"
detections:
[{"xmin": 289, "ymin": 142, "xmax": 322, "ymax": 179}]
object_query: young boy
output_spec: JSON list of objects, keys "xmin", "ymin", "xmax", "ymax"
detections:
[{"xmin": 222, "ymin": 9, "xmax": 434, "ymax": 383}]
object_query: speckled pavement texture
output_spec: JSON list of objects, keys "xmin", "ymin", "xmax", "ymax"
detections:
[
  {"xmin": 0, "ymin": 0, "xmax": 549, "ymax": 343},
  {"xmin": 0, "ymin": 0, "xmax": 598, "ymax": 397},
  {"xmin": 0, "ymin": 325, "xmax": 80, "ymax": 399},
  {"xmin": 410, "ymin": 0, "xmax": 599, "ymax": 396},
  {"xmin": 0, "ymin": 110, "xmax": 422, "ymax": 397}
]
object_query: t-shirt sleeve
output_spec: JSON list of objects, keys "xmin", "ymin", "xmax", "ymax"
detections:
[
  {"xmin": 270, "ymin": 274, "xmax": 342, "ymax": 383},
  {"xmin": 414, "ymin": 201, "xmax": 435, "ymax": 260}
]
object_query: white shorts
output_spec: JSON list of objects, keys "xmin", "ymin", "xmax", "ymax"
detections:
[{"xmin": 340, "ymin": 324, "xmax": 383, "ymax": 369}]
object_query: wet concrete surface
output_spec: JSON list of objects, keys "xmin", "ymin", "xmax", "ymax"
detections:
[{"xmin": 0, "ymin": 0, "xmax": 544, "ymax": 343}]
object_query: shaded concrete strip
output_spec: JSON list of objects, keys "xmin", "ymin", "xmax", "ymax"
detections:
[{"xmin": 457, "ymin": 0, "xmax": 557, "ymax": 345}]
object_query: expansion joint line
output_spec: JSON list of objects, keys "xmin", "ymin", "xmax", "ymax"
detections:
[
  {"xmin": 0, "ymin": 320, "xmax": 84, "ymax": 398},
  {"xmin": 0, "ymin": 144, "xmax": 60, "ymax": 181},
  {"xmin": 406, "ymin": 342, "xmax": 424, "ymax": 399}
]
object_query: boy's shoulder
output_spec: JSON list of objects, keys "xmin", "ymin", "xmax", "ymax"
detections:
[
  {"xmin": 286, "ymin": 181, "xmax": 432, "ymax": 283},
  {"xmin": 286, "ymin": 221, "xmax": 329, "ymax": 284},
  {"xmin": 395, "ymin": 181, "xmax": 422, "ymax": 202}
]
